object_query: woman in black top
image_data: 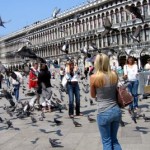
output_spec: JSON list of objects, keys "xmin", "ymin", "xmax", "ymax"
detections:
[{"xmin": 38, "ymin": 64, "xmax": 52, "ymax": 112}]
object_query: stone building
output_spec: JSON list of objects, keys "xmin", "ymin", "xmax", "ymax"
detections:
[{"xmin": 0, "ymin": 0, "xmax": 150, "ymax": 70}]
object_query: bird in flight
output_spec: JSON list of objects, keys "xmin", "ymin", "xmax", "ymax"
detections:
[
  {"xmin": 0, "ymin": 16, "xmax": 11, "ymax": 28},
  {"xmin": 52, "ymin": 7, "xmax": 61, "ymax": 18},
  {"xmin": 125, "ymin": 5, "xmax": 144, "ymax": 23},
  {"xmin": 130, "ymin": 25, "xmax": 142, "ymax": 43},
  {"xmin": 101, "ymin": 17, "xmax": 119, "ymax": 38}
]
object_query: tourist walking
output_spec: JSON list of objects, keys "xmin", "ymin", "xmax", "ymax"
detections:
[
  {"xmin": 38, "ymin": 63, "xmax": 52, "ymax": 112},
  {"xmin": 90, "ymin": 53, "xmax": 122, "ymax": 150},
  {"xmin": 123, "ymin": 56, "xmax": 139, "ymax": 112}
]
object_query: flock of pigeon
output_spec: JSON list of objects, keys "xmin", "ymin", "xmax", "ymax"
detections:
[
  {"xmin": 0, "ymin": 2, "xmax": 150, "ymax": 148},
  {"xmin": 0, "ymin": 75, "xmax": 99, "ymax": 148}
]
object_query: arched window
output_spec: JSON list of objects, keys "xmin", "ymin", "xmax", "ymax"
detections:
[
  {"xmin": 116, "ymin": 31, "xmax": 120, "ymax": 45},
  {"xmin": 110, "ymin": 10, "xmax": 115, "ymax": 24},
  {"xmin": 126, "ymin": 28, "xmax": 131, "ymax": 43},
  {"xmin": 120, "ymin": 7, "xmax": 124, "ymax": 22},
  {"xmin": 82, "ymin": 20, "xmax": 85, "ymax": 32},
  {"xmin": 144, "ymin": 24, "xmax": 149, "ymax": 41},
  {"xmin": 90, "ymin": 17, "xmax": 93, "ymax": 30},
  {"xmin": 107, "ymin": 33, "xmax": 111, "ymax": 46},
  {"xmin": 97, "ymin": 14, "xmax": 101, "ymax": 27},
  {"xmin": 121, "ymin": 29, "xmax": 126, "ymax": 45},
  {"xmin": 115, "ymin": 9, "xmax": 119, "ymax": 23},
  {"xmin": 143, "ymin": 0, "xmax": 148, "ymax": 18},
  {"xmin": 93, "ymin": 16, "xmax": 96, "ymax": 29},
  {"xmin": 125, "ymin": 5, "xmax": 130, "ymax": 21}
]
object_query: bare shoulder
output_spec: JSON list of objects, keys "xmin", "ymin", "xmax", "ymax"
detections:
[{"xmin": 90, "ymin": 74, "xmax": 96, "ymax": 80}]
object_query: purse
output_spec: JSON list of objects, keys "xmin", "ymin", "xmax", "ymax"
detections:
[
  {"xmin": 62, "ymin": 76, "xmax": 68, "ymax": 89},
  {"xmin": 117, "ymin": 84, "xmax": 133, "ymax": 108},
  {"xmin": 144, "ymin": 85, "xmax": 150, "ymax": 94},
  {"xmin": 144, "ymin": 75, "xmax": 150, "ymax": 94}
]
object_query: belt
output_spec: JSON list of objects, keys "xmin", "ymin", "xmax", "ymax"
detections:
[
  {"xmin": 68, "ymin": 81, "xmax": 78, "ymax": 84},
  {"xmin": 71, "ymin": 81, "xmax": 78, "ymax": 83}
]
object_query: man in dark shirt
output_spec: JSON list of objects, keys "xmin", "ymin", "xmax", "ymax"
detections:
[{"xmin": 38, "ymin": 63, "xmax": 52, "ymax": 112}]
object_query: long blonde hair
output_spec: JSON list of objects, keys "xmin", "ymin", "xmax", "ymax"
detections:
[{"xmin": 92, "ymin": 53, "xmax": 118, "ymax": 88}]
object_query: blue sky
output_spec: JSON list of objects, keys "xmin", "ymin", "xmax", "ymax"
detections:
[{"xmin": 0, "ymin": 0, "xmax": 88, "ymax": 36}]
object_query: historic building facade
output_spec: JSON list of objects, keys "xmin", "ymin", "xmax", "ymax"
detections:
[{"xmin": 0, "ymin": 0, "xmax": 150, "ymax": 69}]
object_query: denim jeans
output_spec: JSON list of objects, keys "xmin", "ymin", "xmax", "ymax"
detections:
[
  {"xmin": 6, "ymin": 79, "xmax": 10, "ymax": 88},
  {"xmin": 127, "ymin": 80, "xmax": 139, "ymax": 110},
  {"xmin": 13, "ymin": 84, "xmax": 20, "ymax": 101},
  {"xmin": 97, "ymin": 106, "xmax": 122, "ymax": 150},
  {"xmin": 66, "ymin": 82, "xmax": 80, "ymax": 115}
]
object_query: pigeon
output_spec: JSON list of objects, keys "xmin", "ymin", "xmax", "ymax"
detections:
[
  {"xmin": 143, "ymin": 114, "xmax": 150, "ymax": 122},
  {"xmin": 56, "ymin": 130, "xmax": 63, "ymax": 136},
  {"xmin": 6, "ymin": 108, "xmax": 13, "ymax": 117},
  {"xmin": 73, "ymin": 13, "xmax": 81, "ymax": 22},
  {"xmin": 30, "ymin": 138, "xmax": 39, "ymax": 144},
  {"xmin": 130, "ymin": 25, "xmax": 142, "ymax": 43},
  {"xmin": 80, "ymin": 46, "xmax": 91, "ymax": 58},
  {"xmin": 0, "ymin": 16, "xmax": 11, "ymax": 28},
  {"xmin": 120, "ymin": 120, "xmax": 125, "ymax": 127},
  {"xmin": 0, "ymin": 62, "xmax": 7, "ymax": 73},
  {"xmin": 130, "ymin": 110, "xmax": 137, "ymax": 124},
  {"xmin": 72, "ymin": 119, "xmax": 82, "ymax": 127},
  {"xmin": 0, "ymin": 117, "xmax": 3, "ymax": 123},
  {"xmin": 90, "ymin": 99, "xmax": 94, "ymax": 105},
  {"xmin": 39, "ymin": 117, "xmax": 44, "ymax": 121},
  {"xmin": 49, "ymin": 138, "xmax": 63, "ymax": 147},
  {"xmin": 82, "ymin": 88, "xmax": 89, "ymax": 93},
  {"xmin": 31, "ymin": 116, "xmax": 37, "ymax": 123},
  {"xmin": 54, "ymin": 118, "xmax": 63, "ymax": 126},
  {"xmin": 16, "ymin": 46, "xmax": 37, "ymax": 59},
  {"xmin": 87, "ymin": 115, "xmax": 96, "ymax": 123},
  {"xmin": 101, "ymin": 17, "xmax": 119, "ymax": 38},
  {"xmin": 125, "ymin": 5, "xmax": 144, "ymax": 23},
  {"xmin": 41, "ymin": 112, "xmax": 46, "ymax": 118},
  {"xmin": 61, "ymin": 43, "xmax": 69, "ymax": 54},
  {"xmin": 6, "ymin": 119, "xmax": 13, "ymax": 129},
  {"xmin": 52, "ymin": 8, "xmax": 61, "ymax": 18},
  {"xmin": 20, "ymin": 38, "xmax": 32, "ymax": 46},
  {"xmin": 84, "ymin": 96, "xmax": 88, "ymax": 102},
  {"xmin": 89, "ymin": 43, "xmax": 99, "ymax": 52}
]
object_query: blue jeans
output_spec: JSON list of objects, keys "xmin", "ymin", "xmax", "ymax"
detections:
[
  {"xmin": 97, "ymin": 106, "xmax": 122, "ymax": 150},
  {"xmin": 127, "ymin": 80, "xmax": 139, "ymax": 110},
  {"xmin": 66, "ymin": 82, "xmax": 80, "ymax": 115},
  {"xmin": 13, "ymin": 84, "xmax": 20, "ymax": 101},
  {"xmin": 6, "ymin": 79, "xmax": 10, "ymax": 88}
]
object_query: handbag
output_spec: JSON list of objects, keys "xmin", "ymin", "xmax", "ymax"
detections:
[
  {"xmin": 144, "ymin": 75, "xmax": 150, "ymax": 94},
  {"xmin": 144, "ymin": 85, "xmax": 150, "ymax": 94},
  {"xmin": 62, "ymin": 76, "xmax": 68, "ymax": 89},
  {"xmin": 117, "ymin": 84, "xmax": 133, "ymax": 108}
]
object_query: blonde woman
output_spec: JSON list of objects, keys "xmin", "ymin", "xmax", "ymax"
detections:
[{"xmin": 90, "ymin": 53, "xmax": 122, "ymax": 150}]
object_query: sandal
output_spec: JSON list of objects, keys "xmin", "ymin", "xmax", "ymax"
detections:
[
  {"xmin": 76, "ymin": 113, "xmax": 83, "ymax": 116},
  {"xmin": 69, "ymin": 115, "xmax": 74, "ymax": 118}
]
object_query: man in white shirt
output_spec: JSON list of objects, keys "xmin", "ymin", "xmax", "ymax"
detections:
[
  {"xmin": 144, "ymin": 58, "xmax": 150, "ymax": 70},
  {"xmin": 10, "ymin": 69, "xmax": 23, "ymax": 102}
]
